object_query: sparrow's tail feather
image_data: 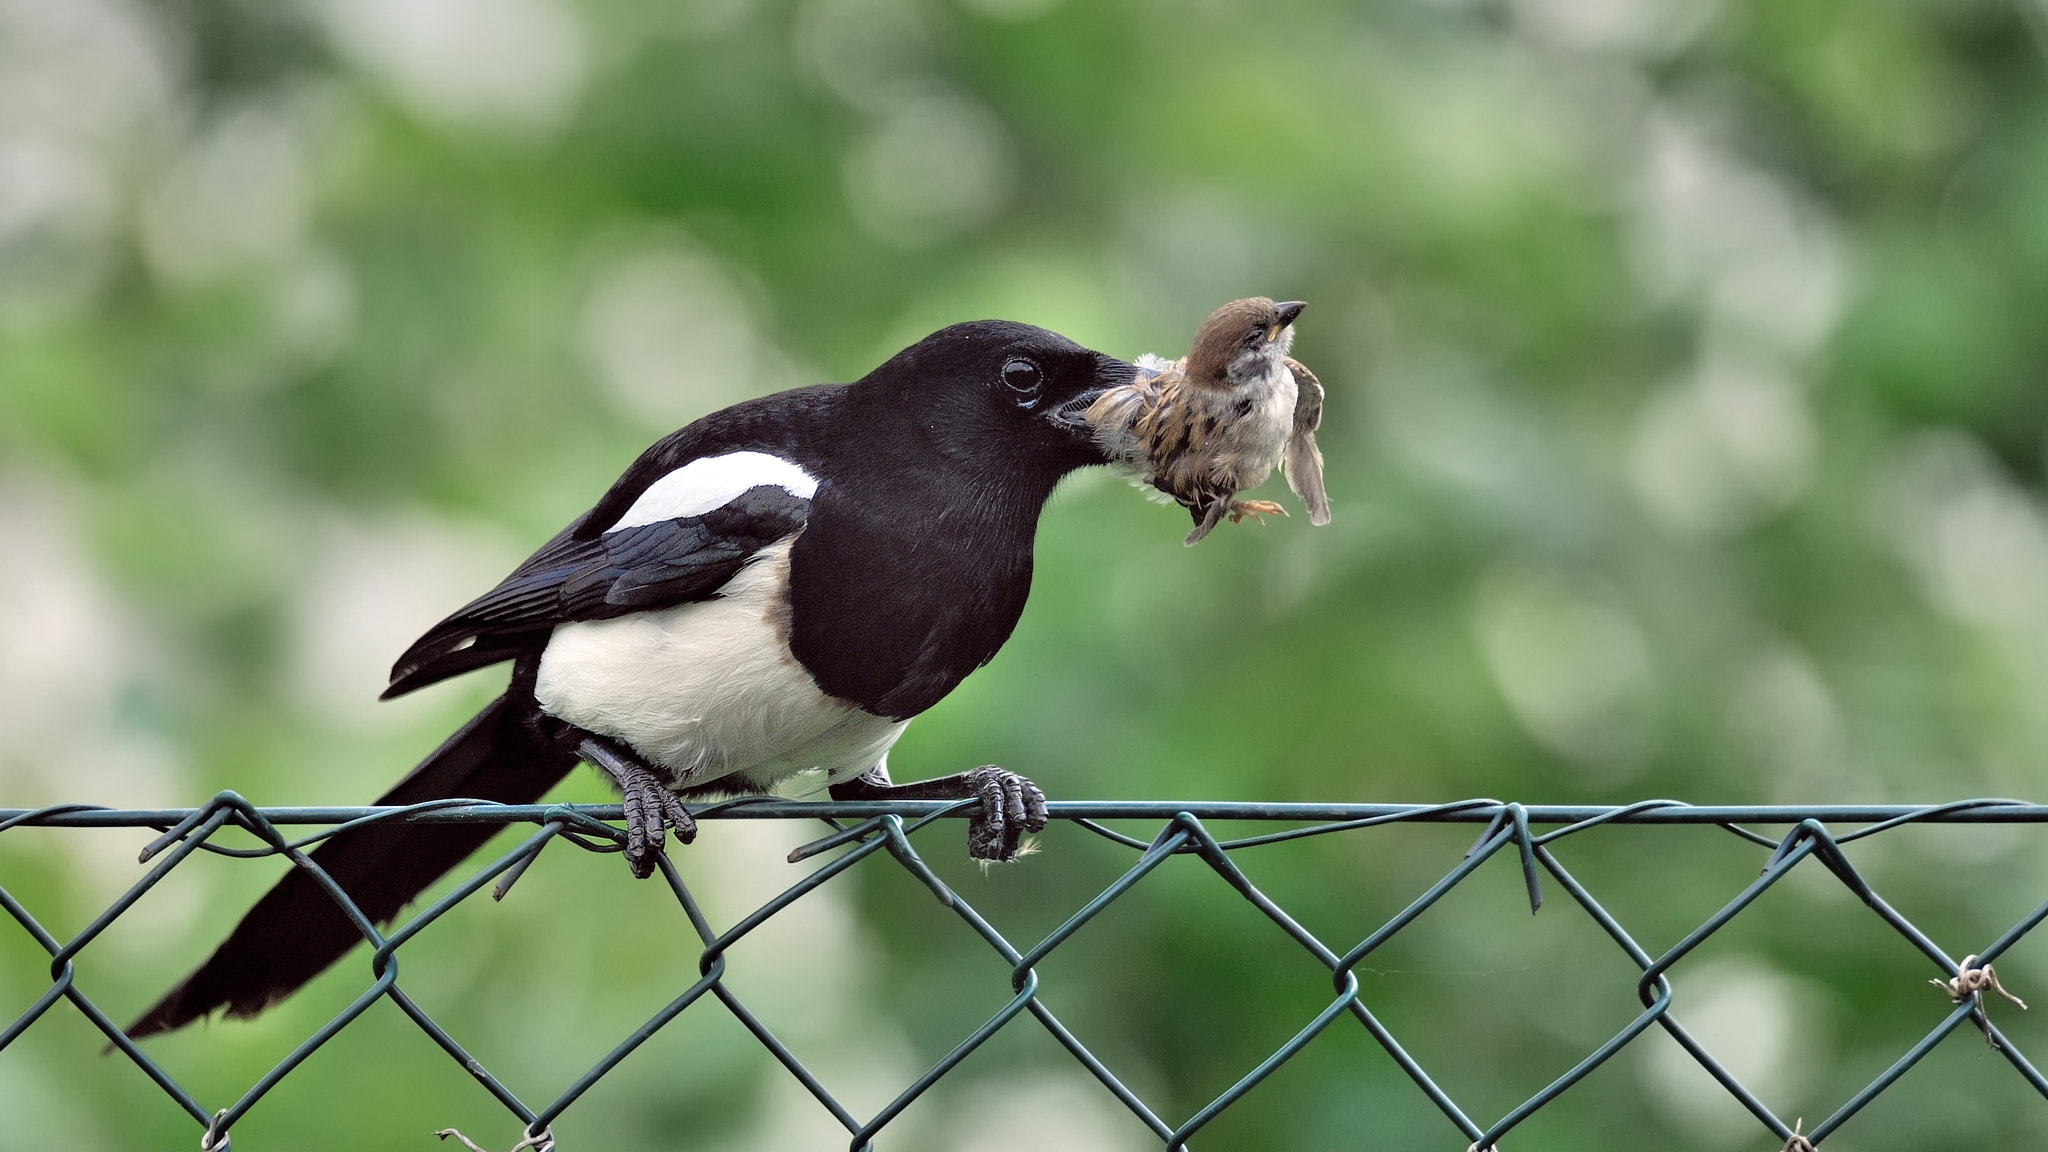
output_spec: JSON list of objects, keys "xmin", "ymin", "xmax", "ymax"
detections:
[
  {"xmin": 1283, "ymin": 431, "xmax": 1331, "ymax": 526},
  {"xmin": 126, "ymin": 693, "xmax": 578, "ymax": 1040},
  {"xmin": 1183, "ymin": 498, "xmax": 1227, "ymax": 547}
]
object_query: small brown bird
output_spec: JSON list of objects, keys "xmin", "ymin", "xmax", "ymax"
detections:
[{"xmin": 1088, "ymin": 297, "xmax": 1330, "ymax": 545}]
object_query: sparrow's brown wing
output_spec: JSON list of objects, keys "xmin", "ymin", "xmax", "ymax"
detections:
[
  {"xmin": 1085, "ymin": 358, "xmax": 1178, "ymax": 472},
  {"xmin": 1286, "ymin": 357, "xmax": 1323, "ymax": 433},
  {"xmin": 1283, "ymin": 357, "xmax": 1331, "ymax": 525},
  {"xmin": 1136, "ymin": 365, "xmax": 1227, "ymax": 505}
]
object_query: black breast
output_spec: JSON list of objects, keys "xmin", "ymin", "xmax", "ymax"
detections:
[{"xmin": 785, "ymin": 478, "xmax": 1038, "ymax": 720}]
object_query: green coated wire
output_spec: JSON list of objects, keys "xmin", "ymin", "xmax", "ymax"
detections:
[{"xmin": 5, "ymin": 797, "xmax": 2048, "ymax": 1150}]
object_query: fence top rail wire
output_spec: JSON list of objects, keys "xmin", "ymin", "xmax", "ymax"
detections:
[
  {"xmin": 6, "ymin": 793, "xmax": 2048, "ymax": 1152},
  {"xmin": 9, "ymin": 797, "xmax": 2048, "ymax": 827}
]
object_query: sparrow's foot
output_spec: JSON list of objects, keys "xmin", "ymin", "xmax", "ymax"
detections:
[
  {"xmin": 577, "ymin": 735, "xmax": 695, "ymax": 879},
  {"xmin": 963, "ymin": 765, "xmax": 1050, "ymax": 861},
  {"xmin": 1227, "ymin": 499, "xmax": 1288, "ymax": 525}
]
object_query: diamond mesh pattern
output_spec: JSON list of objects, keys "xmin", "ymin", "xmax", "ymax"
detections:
[{"xmin": 5, "ymin": 795, "xmax": 2047, "ymax": 1150}]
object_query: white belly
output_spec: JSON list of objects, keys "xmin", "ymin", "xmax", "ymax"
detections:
[
  {"xmin": 1214, "ymin": 363, "xmax": 1296, "ymax": 487},
  {"xmin": 533, "ymin": 539, "xmax": 908, "ymax": 793},
  {"xmin": 1249, "ymin": 362, "xmax": 1297, "ymax": 456}
]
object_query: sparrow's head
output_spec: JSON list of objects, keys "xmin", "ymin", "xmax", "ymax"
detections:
[
  {"xmin": 1186, "ymin": 297, "xmax": 1307, "ymax": 387},
  {"xmin": 854, "ymin": 320, "xmax": 1138, "ymax": 476}
]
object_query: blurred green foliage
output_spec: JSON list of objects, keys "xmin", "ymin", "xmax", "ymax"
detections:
[{"xmin": 6, "ymin": 0, "xmax": 2048, "ymax": 1148}]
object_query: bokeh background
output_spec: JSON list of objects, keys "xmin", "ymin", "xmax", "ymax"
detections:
[{"xmin": 6, "ymin": 0, "xmax": 2048, "ymax": 1147}]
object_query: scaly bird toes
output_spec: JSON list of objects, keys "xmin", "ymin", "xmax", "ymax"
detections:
[
  {"xmin": 620, "ymin": 773, "xmax": 669, "ymax": 879},
  {"xmin": 661, "ymin": 791, "xmax": 697, "ymax": 846},
  {"xmin": 618, "ymin": 782, "xmax": 657, "ymax": 879},
  {"xmin": 623, "ymin": 776, "xmax": 696, "ymax": 876},
  {"xmin": 579, "ymin": 734, "xmax": 689, "ymax": 878},
  {"xmin": 1227, "ymin": 499, "xmax": 1288, "ymax": 525},
  {"xmin": 1019, "ymin": 777, "xmax": 1049, "ymax": 835},
  {"xmin": 964, "ymin": 765, "xmax": 1046, "ymax": 861}
]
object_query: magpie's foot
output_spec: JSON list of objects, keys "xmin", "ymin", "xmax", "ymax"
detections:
[
  {"xmin": 577, "ymin": 736, "xmax": 696, "ymax": 879},
  {"xmin": 964, "ymin": 765, "xmax": 1049, "ymax": 862},
  {"xmin": 1227, "ymin": 499, "xmax": 1288, "ymax": 525}
]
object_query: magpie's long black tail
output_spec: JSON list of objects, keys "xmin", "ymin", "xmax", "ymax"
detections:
[{"xmin": 127, "ymin": 693, "xmax": 579, "ymax": 1039}]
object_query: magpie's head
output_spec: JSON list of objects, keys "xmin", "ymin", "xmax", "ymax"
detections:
[{"xmin": 856, "ymin": 320, "xmax": 1138, "ymax": 477}]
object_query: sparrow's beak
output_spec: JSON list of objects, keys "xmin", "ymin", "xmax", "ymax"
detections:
[
  {"xmin": 1272, "ymin": 300, "xmax": 1307, "ymax": 337},
  {"xmin": 1045, "ymin": 352, "xmax": 1139, "ymax": 440}
]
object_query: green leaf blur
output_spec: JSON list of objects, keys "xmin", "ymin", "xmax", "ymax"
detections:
[{"xmin": 5, "ymin": 0, "xmax": 2048, "ymax": 1148}]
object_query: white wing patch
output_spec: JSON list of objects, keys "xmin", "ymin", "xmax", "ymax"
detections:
[{"xmin": 610, "ymin": 451, "xmax": 820, "ymax": 532}]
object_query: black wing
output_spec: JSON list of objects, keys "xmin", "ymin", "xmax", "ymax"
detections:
[{"xmin": 382, "ymin": 485, "xmax": 811, "ymax": 698}]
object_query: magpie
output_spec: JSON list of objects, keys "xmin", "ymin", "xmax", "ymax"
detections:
[{"xmin": 129, "ymin": 320, "xmax": 1137, "ymax": 1038}]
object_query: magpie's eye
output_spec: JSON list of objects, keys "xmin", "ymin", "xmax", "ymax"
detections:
[
  {"xmin": 1243, "ymin": 329, "xmax": 1265, "ymax": 348},
  {"xmin": 1001, "ymin": 358, "xmax": 1043, "ymax": 401}
]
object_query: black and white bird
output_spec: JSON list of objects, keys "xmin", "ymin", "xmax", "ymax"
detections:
[{"xmin": 129, "ymin": 320, "xmax": 1137, "ymax": 1038}]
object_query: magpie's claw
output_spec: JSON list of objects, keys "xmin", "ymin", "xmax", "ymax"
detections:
[
  {"xmin": 578, "ymin": 735, "xmax": 692, "ymax": 878},
  {"xmin": 659, "ymin": 789, "xmax": 698, "ymax": 846},
  {"xmin": 964, "ymin": 765, "xmax": 1047, "ymax": 862}
]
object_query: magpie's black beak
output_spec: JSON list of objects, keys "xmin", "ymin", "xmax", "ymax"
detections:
[
  {"xmin": 1274, "ymin": 300, "xmax": 1307, "ymax": 328},
  {"xmin": 1045, "ymin": 352, "xmax": 1138, "ymax": 441}
]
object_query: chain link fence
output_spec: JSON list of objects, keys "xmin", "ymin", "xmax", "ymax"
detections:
[{"xmin": 4, "ymin": 795, "xmax": 2048, "ymax": 1150}]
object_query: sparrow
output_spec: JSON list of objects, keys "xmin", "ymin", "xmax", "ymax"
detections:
[
  {"xmin": 129, "ymin": 321, "xmax": 1137, "ymax": 1038},
  {"xmin": 1086, "ymin": 297, "xmax": 1330, "ymax": 546}
]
